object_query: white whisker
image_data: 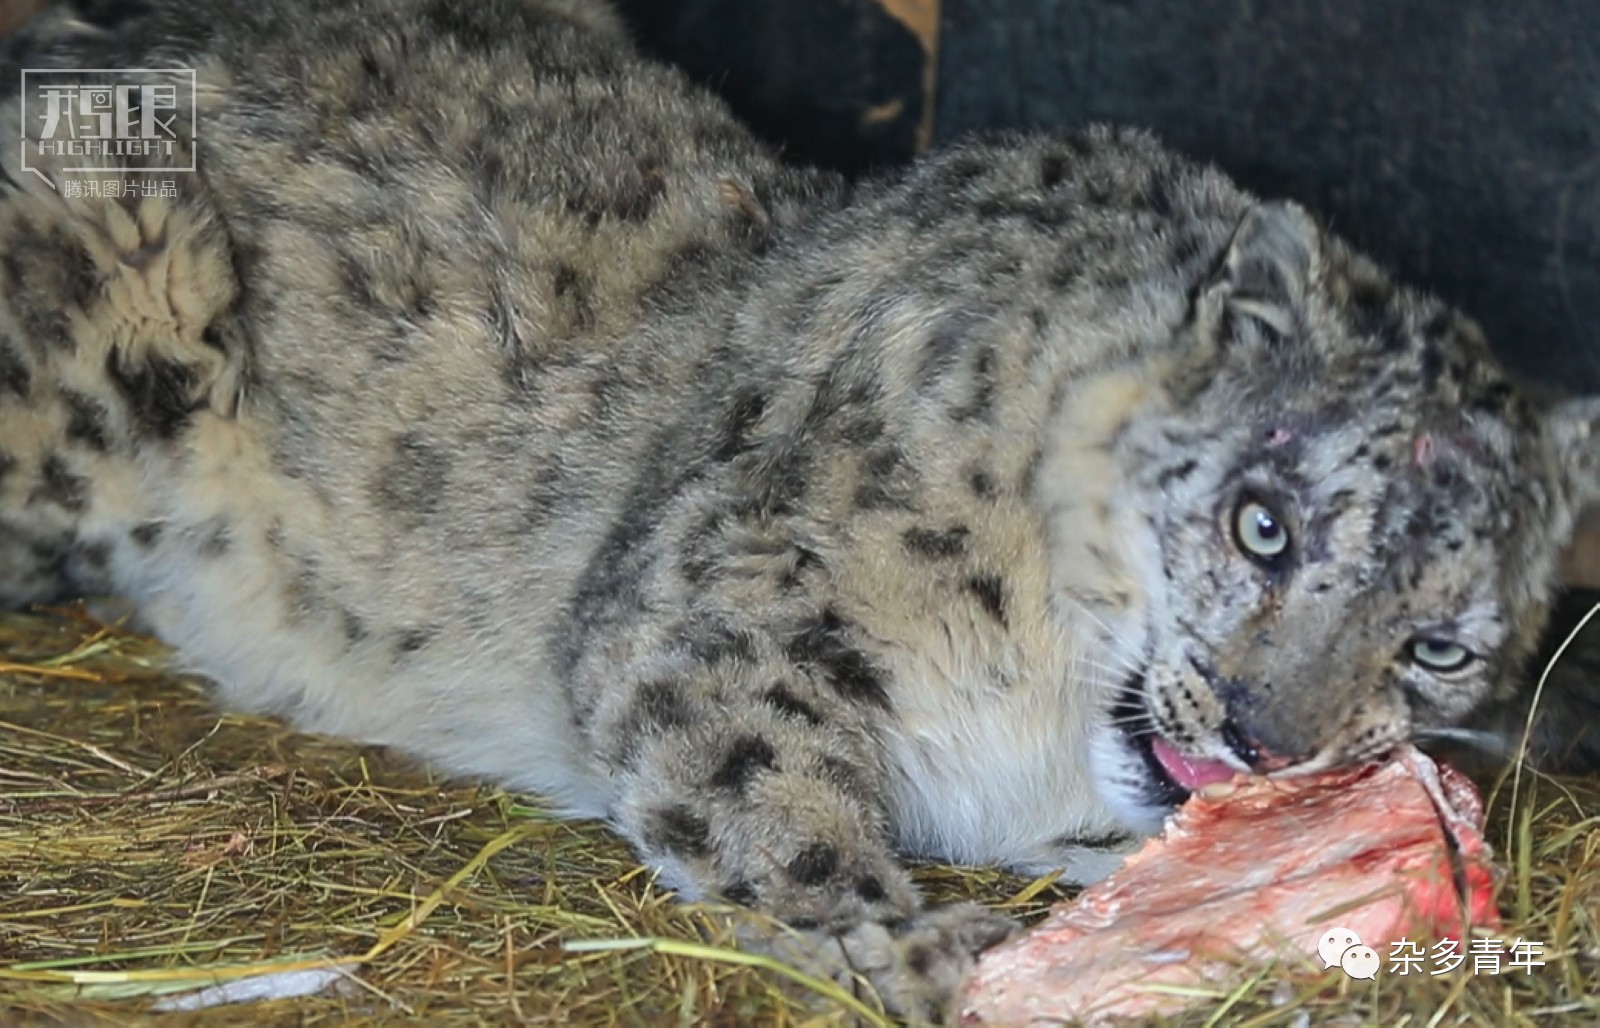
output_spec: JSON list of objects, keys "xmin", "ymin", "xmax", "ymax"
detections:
[
  {"xmin": 1068, "ymin": 658, "xmax": 1136, "ymax": 680},
  {"xmin": 1412, "ymin": 725, "xmax": 1508, "ymax": 755},
  {"xmin": 1062, "ymin": 595, "xmax": 1147, "ymax": 676},
  {"xmin": 1104, "ymin": 712, "xmax": 1155, "ymax": 730}
]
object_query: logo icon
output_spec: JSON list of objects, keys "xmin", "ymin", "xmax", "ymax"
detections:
[
  {"xmin": 1340, "ymin": 944, "xmax": 1380, "ymax": 980},
  {"xmin": 1316, "ymin": 927, "xmax": 1362, "ymax": 970},
  {"xmin": 1318, "ymin": 926, "xmax": 1379, "ymax": 979},
  {"xmin": 19, "ymin": 67, "xmax": 196, "ymax": 190}
]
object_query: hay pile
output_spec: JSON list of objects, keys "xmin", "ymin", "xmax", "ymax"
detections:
[{"xmin": 2, "ymin": 606, "xmax": 1597, "ymax": 1026}]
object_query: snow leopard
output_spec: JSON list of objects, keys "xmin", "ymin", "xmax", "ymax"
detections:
[{"xmin": 2, "ymin": 0, "xmax": 1597, "ymax": 1020}]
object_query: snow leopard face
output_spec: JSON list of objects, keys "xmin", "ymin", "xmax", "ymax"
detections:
[{"xmin": 1084, "ymin": 202, "xmax": 1599, "ymax": 829}]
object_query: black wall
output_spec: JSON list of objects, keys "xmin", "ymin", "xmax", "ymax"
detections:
[{"xmin": 611, "ymin": 0, "xmax": 927, "ymax": 175}]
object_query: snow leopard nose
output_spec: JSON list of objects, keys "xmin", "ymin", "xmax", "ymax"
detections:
[
  {"xmin": 1218, "ymin": 716, "xmax": 1295, "ymax": 772},
  {"xmin": 1219, "ymin": 717, "xmax": 1262, "ymax": 768},
  {"xmin": 1190, "ymin": 656, "xmax": 1302, "ymax": 769},
  {"xmin": 1199, "ymin": 647, "xmax": 1387, "ymax": 765},
  {"xmin": 1229, "ymin": 716, "xmax": 1326, "ymax": 771}
]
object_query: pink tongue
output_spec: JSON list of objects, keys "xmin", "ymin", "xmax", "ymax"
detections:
[{"xmin": 1150, "ymin": 737, "xmax": 1239, "ymax": 791}]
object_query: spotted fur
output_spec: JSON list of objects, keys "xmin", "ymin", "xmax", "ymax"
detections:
[{"xmin": 2, "ymin": 1, "xmax": 1598, "ymax": 1020}]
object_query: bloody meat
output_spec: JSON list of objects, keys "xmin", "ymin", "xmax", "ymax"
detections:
[{"xmin": 960, "ymin": 746, "xmax": 1498, "ymax": 1025}]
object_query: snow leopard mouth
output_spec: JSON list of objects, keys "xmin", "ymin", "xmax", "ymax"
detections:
[{"xmin": 1112, "ymin": 673, "xmax": 1254, "ymax": 808}]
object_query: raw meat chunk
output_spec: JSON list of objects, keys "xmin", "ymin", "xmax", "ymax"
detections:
[{"xmin": 960, "ymin": 746, "xmax": 1497, "ymax": 1025}]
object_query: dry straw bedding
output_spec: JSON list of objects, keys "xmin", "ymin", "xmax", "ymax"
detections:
[{"xmin": 0, "ymin": 606, "xmax": 1597, "ymax": 1026}]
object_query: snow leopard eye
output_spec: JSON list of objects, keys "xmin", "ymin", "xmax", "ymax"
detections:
[
  {"xmin": 1407, "ymin": 637, "xmax": 1475, "ymax": 674},
  {"xmin": 1231, "ymin": 498, "xmax": 1290, "ymax": 564}
]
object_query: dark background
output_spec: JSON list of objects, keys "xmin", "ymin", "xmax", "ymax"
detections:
[
  {"xmin": 613, "ymin": 0, "xmax": 933, "ymax": 175},
  {"xmin": 613, "ymin": 0, "xmax": 1600, "ymax": 395}
]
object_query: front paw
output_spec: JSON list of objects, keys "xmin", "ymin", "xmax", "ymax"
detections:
[{"xmin": 834, "ymin": 903, "xmax": 1018, "ymax": 1025}]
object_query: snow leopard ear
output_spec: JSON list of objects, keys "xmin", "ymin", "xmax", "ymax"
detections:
[
  {"xmin": 1210, "ymin": 201, "xmax": 1319, "ymax": 339},
  {"xmin": 1549, "ymin": 396, "xmax": 1600, "ymax": 509}
]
